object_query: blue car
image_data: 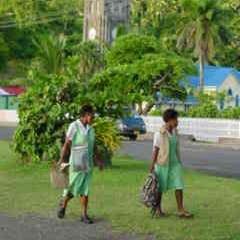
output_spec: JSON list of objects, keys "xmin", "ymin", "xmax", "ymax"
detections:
[{"xmin": 117, "ymin": 115, "xmax": 147, "ymax": 140}]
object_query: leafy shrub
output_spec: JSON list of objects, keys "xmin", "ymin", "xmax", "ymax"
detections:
[
  {"xmin": 188, "ymin": 103, "xmax": 219, "ymax": 118},
  {"xmin": 13, "ymin": 73, "xmax": 120, "ymax": 163},
  {"xmin": 218, "ymin": 107, "xmax": 240, "ymax": 119},
  {"xmin": 149, "ymin": 108, "xmax": 162, "ymax": 116}
]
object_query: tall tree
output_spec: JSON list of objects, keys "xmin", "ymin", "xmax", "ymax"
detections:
[
  {"xmin": 177, "ymin": 0, "xmax": 230, "ymax": 90},
  {"xmin": 92, "ymin": 34, "xmax": 195, "ymax": 115},
  {"xmin": 131, "ymin": 0, "xmax": 179, "ymax": 37}
]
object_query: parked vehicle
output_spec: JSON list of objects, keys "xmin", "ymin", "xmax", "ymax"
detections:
[{"xmin": 117, "ymin": 115, "xmax": 146, "ymax": 140}]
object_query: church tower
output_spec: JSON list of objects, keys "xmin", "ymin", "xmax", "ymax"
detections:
[{"xmin": 83, "ymin": 0, "xmax": 130, "ymax": 43}]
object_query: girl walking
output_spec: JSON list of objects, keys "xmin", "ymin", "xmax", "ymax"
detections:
[
  {"xmin": 57, "ymin": 104, "xmax": 103, "ymax": 224},
  {"xmin": 150, "ymin": 109, "xmax": 193, "ymax": 218}
]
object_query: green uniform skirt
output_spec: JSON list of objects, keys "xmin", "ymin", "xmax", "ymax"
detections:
[
  {"xmin": 63, "ymin": 124, "xmax": 95, "ymax": 197},
  {"xmin": 155, "ymin": 133, "xmax": 184, "ymax": 193}
]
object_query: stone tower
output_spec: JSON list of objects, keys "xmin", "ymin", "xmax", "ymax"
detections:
[{"xmin": 83, "ymin": 0, "xmax": 130, "ymax": 43}]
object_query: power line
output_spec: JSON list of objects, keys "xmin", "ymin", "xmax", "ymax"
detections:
[
  {"xmin": 0, "ymin": 10, "xmax": 81, "ymax": 25},
  {"xmin": 0, "ymin": 10, "xmax": 82, "ymax": 29},
  {"xmin": 0, "ymin": 0, "xmax": 132, "ymax": 29}
]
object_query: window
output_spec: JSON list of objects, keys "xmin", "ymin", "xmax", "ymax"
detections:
[
  {"xmin": 236, "ymin": 95, "xmax": 239, "ymax": 107},
  {"xmin": 220, "ymin": 99, "xmax": 224, "ymax": 110},
  {"xmin": 228, "ymin": 88, "xmax": 233, "ymax": 96}
]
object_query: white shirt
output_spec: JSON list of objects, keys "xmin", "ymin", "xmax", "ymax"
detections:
[
  {"xmin": 66, "ymin": 120, "xmax": 90, "ymax": 141},
  {"xmin": 153, "ymin": 129, "xmax": 176, "ymax": 148}
]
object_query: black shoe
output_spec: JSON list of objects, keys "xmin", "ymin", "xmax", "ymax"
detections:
[
  {"xmin": 57, "ymin": 200, "xmax": 66, "ymax": 219},
  {"xmin": 81, "ymin": 215, "xmax": 94, "ymax": 224},
  {"xmin": 57, "ymin": 207, "xmax": 65, "ymax": 219}
]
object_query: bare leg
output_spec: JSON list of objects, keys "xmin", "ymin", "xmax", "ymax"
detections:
[
  {"xmin": 175, "ymin": 189, "xmax": 193, "ymax": 218},
  {"xmin": 80, "ymin": 195, "xmax": 88, "ymax": 217},
  {"xmin": 57, "ymin": 193, "xmax": 73, "ymax": 219},
  {"xmin": 62, "ymin": 193, "xmax": 73, "ymax": 209},
  {"xmin": 175, "ymin": 189, "xmax": 184, "ymax": 212},
  {"xmin": 156, "ymin": 192, "xmax": 165, "ymax": 216},
  {"xmin": 80, "ymin": 196, "xmax": 93, "ymax": 224}
]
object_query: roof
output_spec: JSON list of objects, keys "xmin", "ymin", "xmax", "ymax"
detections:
[
  {"xmin": 1, "ymin": 86, "xmax": 26, "ymax": 96},
  {"xmin": 0, "ymin": 88, "xmax": 10, "ymax": 96},
  {"xmin": 188, "ymin": 65, "xmax": 240, "ymax": 88}
]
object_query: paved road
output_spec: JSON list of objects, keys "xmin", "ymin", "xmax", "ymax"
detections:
[
  {"xmin": 0, "ymin": 127, "xmax": 15, "ymax": 140},
  {"xmin": 120, "ymin": 140, "xmax": 240, "ymax": 179},
  {"xmin": 0, "ymin": 214, "xmax": 153, "ymax": 240}
]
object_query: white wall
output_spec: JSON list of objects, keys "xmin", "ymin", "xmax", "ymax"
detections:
[
  {"xmin": 142, "ymin": 116, "xmax": 240, "ymax": 143},
  {"xmin": 0, "ymin": 110, "xmax": 19, "ymax": 127}
]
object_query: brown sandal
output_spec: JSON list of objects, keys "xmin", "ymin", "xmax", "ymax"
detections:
[
  {"xmin": 177, "ymin": 211, "xmax": 194, "ymax": 219},
  {"xmin": 155, "ymin": 211, "xmax": 167, "ymax": 218}
]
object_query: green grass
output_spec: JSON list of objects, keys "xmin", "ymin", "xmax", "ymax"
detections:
[{"xmin": 1, "ymin": 141, "xmax": 240, "ymax": 240}]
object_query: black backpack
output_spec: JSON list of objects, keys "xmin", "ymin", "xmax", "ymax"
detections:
[{"xmin": 140, "ymin": 173, "xmax": 159, "ymax": 217}]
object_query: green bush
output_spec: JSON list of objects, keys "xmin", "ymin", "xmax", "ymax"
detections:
[
  {"xmin": 218, "ymin": 107, "xmax": 240, "ymax": 119},
  {"xmin": 149, "ymin": 108, "xmax": 162, "ymax": 116},
  {"xmin": 13, "ymin": 73, "xmax": 120, "ymax": 163},
  {"xmin": 188, "ymin": 103, "xmax": 219, "ymax": 118}
]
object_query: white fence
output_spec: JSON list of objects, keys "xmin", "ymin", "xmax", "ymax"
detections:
[
  {"xmin": 142, "ymin": 116, "xmax": 240, "ymax": 143},
  {"xmin": 0, "ymin": 110, "xmax": 19, "ymax": 127},
  {"xmin": 1, "ymin": 110, "xmax": 240, "ymax": 143}
]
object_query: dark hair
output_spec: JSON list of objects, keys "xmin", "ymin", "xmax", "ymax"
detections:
[
  {"xmin": 163, "ymin": 109, "xmax": 178, "ymax": 123},
  {"xmin": 79, "ymin": 104, "xmax": 94, "ymax": 117}
]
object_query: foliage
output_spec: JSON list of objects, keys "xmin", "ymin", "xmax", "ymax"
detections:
[
  {"xmin": 218, "ymin": 107, "xmax": 240, "ymax": 119},
  {"xmin": 13, "ymin": 74, "xmax": 83, "ymax": 162},
  {"xmin": 0, "ymin": 0, "xmax": 84, "ymax": 86},
  {"xmin": 93, "ymin": 117, "xmax": 121, "ymax": 153},
  {"xmin": 131, "ymin": 0, "xmax": 179, "ymax": 37},
  {"xmin": 99, "ymin": 34, "xmax": 195, "ymax": 114},
  {"xmin": 32, "ymin": 34, "xmax": 66, "ymax": 74},
  {"xmin": 149, "ymin": 108, "xmax": 162, "ymax": 116},
  {"xmin": 93, "ymin": 117, "xmax": 121, "ymax": 166},
  {"xmin": 13, "ymin": 59, "xmax": 122, "ymax": 163},
  {"xmin": 0, "ymin": 33, "xmax": 9, "ymax": 69},
  {"xmin": 177, "ymin": 0, "xmax": 230, "ymax": 89},
  {"xmin": 0, "ymin": 0, "xmax": 84, "ymax": 27},
  {"xmin": 77, "ymin": 41, "xmax": 105, "ymax": 81},
  {"xmin": 106, "ymin": 34, "xmax": 159, "ymax": 66},
  {"xmin": 188, "ymin": 102, "xmax": 218, "ymax": 118}
]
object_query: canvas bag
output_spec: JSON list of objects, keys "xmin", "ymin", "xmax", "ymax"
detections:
[
  {"xmin": 50, "ymin": 162, "xmax": 69, "ymax": 189},
  {"xmin": 140, "ymin": 173, "xmax": 159, "ymax": 216},
  {"xmin": 71, "ymin": 122, "xmax": 89, "ymax": 172}
]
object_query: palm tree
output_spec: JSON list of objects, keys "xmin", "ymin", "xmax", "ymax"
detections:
[
  {"xmin": 177, "ymin": 0, "xmax": 229, "ymax": 90},
  {"xmin": 33, "ymin": 34, "xmax": 66, "ymax": 74},
  {"xmin": 78, "ymin": 41, "xmax": 104, "ymax": 80}
]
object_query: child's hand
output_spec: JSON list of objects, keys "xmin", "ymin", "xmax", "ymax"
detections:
[
  {"xmin": 60, "ymin": 163, "xmax": 70, "ymax": 172},
  {"xmin": 98, "ymin": 162, "xmax": 104, "ymax": 171}
]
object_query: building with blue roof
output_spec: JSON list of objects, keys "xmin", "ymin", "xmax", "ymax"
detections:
[
  {"xmin": 155, "ymin": 65, "xmax": 240, "ymax": 111},
  {"xmin": 188, "ymin": 65, "xmax": 240, "ymax": 109}
]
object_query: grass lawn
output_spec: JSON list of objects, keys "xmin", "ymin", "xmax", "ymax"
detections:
[{"xmin": 0, "ymin": 141, "xmax": 240, "ymax": 240}]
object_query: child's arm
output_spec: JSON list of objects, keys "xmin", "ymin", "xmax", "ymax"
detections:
[
  {"xmin": 150, "ymin": 146, "xmax": 159, "ymax": 173},
  {"xmin": 150, "ymin": 132, "xmax": 160, "ymax": 173},
  {"xmin": 94, "ymin": 143, "xmax": 104, "ymax": 171}
]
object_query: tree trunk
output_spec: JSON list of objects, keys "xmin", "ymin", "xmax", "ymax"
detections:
[
  {"xmin": 199, "ymin": 52, "xmax": 205, "ymax": 91},
  {"xmin": 142, "ymin": 102, "xmax": 155, "ymax": 116},
  {"xmin": 137, "ymin": 102, "xmax": 143, "ymax": 115}
]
